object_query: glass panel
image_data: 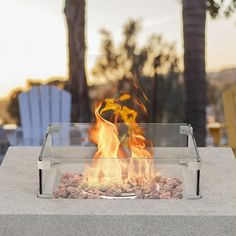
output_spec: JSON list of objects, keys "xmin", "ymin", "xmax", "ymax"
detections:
[{"xmin": 39, "ymin": 123, "xmax": 201, "ymax": 200}]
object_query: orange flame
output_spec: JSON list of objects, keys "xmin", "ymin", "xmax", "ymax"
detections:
[{"xmin": 83, "ymin": 94, "xmax": 155, "ymax": 187}]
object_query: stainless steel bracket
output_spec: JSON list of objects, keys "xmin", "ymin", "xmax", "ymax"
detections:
[{"xmin": 47, "ymin": 124, "xmax": 61, "ymax": 134}]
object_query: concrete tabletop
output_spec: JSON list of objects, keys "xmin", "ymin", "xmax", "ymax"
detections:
[{"xmin": 0, "ymin": 147, "xmax": 235, "ymax": 236}]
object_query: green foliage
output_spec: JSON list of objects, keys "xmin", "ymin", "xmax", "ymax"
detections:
[
  {"xmin": 7, "ymin": 89, "xmax": 23, "ymax": 125},
  {"xmin": 92, "ymin": 19, "xmax": 184, "ymax": 122},
  {"xmin": 207, "ymin": 0, "xmax": 236, "ymax": 18}
]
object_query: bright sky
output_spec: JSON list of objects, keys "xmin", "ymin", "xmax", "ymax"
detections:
[{"xmin": 0, "ymin": 0, "xmax": 235, "ymax": 98}]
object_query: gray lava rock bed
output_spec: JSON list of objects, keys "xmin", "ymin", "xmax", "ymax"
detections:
[
  {"xmin": 54, "ymin": 173, "xmax": 183, "ymax": 199},
  {"xmin": 0, "ymin": 147, "xmax": 235, "ymax": 236}
]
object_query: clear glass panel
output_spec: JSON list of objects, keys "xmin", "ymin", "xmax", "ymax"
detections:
[
  {"xmin": 50, "ymin": 123, "xmax": 188, "ymax": 147},
  {"xmin": 39, "ymin": 123, "xmax": 201, "ymax": 200}
]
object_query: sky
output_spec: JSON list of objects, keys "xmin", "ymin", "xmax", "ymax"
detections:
[{"xmin": 0, "ymin": 0, "xmax": 235, "ymax": 98}]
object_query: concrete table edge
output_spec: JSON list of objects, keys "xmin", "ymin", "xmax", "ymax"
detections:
[{"xmin": 0, "ymin": 146, "xmax": 235, "ymax": 236}]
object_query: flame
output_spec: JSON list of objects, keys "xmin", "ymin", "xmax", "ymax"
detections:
[{"xmin": 83, "ymin": 94, "xmax": 155, "ymax": 188}]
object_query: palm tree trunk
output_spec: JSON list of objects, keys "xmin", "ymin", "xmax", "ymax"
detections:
[
  {"xmin": 182, "ymin": 0, "xmax": 207, "ymax": 146},
  {"xmin": 65, "ymin": 0, "xmax": 91, "ymax": 122}
]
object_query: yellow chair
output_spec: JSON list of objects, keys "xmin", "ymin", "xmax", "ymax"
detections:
[
  {"xmin": 208, "ymin": 122, "xmax": 223, "ymax": 146},
  {"xmin": 208, "ymin": 85, "xmax": 236, "ymax": 156},
  {"xmin": 222, "ymin": 85, "xmax": 236, "ymax": 155}
]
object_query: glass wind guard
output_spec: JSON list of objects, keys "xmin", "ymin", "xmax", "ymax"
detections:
[{"xmin": 38, "ymin": 123, "xmax": 201, "ymax": 200}]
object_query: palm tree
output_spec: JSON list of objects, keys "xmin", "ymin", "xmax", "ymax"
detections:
[
  {"xmin": 64, "ymin": 0, "xmax": 91, "ymax": 122},
  {"xmin": 182, "ymin": 0, "xmax": 207, "ymax": 146}
]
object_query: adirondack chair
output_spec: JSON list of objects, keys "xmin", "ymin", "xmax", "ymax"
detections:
[
  {"xmin": 17, "ymin": 85, "xmax": 71, "ymax": 145},
  {"xmin": 222, "ymin": 85, "xmax": 236, "ymax": 155},
  {"xmin": 208, "ymin": 85, "xmax": 236, "ymax": 155}
]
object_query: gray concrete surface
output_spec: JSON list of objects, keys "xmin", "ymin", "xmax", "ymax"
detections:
[{"xmin": 0, "ymin": 147, "xmax": 235, "ymax": 236}]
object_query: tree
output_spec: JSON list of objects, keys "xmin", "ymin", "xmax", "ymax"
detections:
[
  {"xmin": 64, "ymin": 0, "xmax": 91, "ymax": 122},
  {"xmin": 92, "ymin": 20, "xmax": 184, "ymax": 123},
  {"xmin": 7, "ymin": 89, "xmax": 23, "ymax": 125},
  {"xmin": 207, "ymin": 0, "xmax": 236, "ymax": 18},
  {"xmin": 182, "ymin": 0, "xmax": 236, "ymax": 146},
  {"xmin": 182, "ymin": 0, "xmax": 207, "ymax": 146}
]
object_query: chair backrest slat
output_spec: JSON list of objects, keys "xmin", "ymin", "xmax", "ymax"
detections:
[
  {"xmin": 60, "ymin": 91, "xmax": 72, "ymax": 145},
  {"xmin": 18, "ymin": 85, "xmax": 71, "ymax": 145},
  {"xmin": 61, "ymin": 90, "xmax": 71, "ymax": 123},
  {"xmin": 51, "ymin": 87, "xmax": 61, "ymax": 123},
  {"xmin": 19, "ymin": 92, "xmax": 31, "ymax": 145},
  {"xmin": 40, "ymin": 85, "xmax": 50, "ymax": 136},
  {"xmin": 29, "ymin": 87, "xmax": 41, "ymax": 145}
]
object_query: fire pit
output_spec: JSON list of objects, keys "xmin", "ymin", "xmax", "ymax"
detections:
[
  {"xmin": 38, "ymin": 122, "xmax": 201, "ymax": 200},
  {"xmin": 38, "ymin": 96, "xmax": 201, "ymax": 200}
]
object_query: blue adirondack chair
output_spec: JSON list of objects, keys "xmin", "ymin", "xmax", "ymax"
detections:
[{"xmin": 7, "ymin": 85, "xmax": 71, "ymax": 146}]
